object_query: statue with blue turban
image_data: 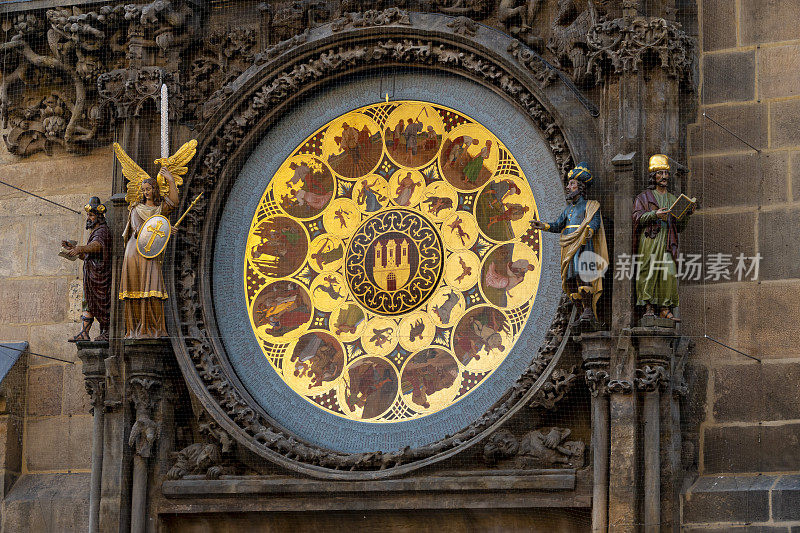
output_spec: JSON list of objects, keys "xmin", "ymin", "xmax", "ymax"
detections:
[{"xmin": 531, "ymin": 162, "xmax": 608, "ymax": 323}]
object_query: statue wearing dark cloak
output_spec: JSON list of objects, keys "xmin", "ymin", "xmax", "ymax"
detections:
[{"xmin": 84, "ymin": 222, "xmax": 112, "ymax": 334}]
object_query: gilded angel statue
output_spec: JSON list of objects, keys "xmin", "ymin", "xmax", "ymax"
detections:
[{"xmin": 114, "ymin": 139, "xmax": 197, "ymax": 338}]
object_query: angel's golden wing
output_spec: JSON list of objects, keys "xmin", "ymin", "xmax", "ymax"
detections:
[
  {"xmin": 154, "ymin": 139, "xmax": 198, "ymax": 196},
  {"xmin": 113, "ymin": 142, "xmax": 151, "ymax": 206}
]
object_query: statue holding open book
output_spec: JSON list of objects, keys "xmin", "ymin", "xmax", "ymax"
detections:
[{"xmin": 633, "ymin": 154, "xmax": 696, "ymax": 323}]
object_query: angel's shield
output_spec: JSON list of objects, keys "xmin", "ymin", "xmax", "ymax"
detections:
[{"xmin": 136, "ymin": 214, "xmax": 172, "ymax": 259}]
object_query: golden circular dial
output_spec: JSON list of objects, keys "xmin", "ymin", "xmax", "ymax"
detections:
[{"xmin": 244, "ymin": 101, "xmax": 542, "ymax": 423}]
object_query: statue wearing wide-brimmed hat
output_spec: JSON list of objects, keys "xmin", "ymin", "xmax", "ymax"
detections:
[{"xmin": 531, "ymin": 162, "xmax": 609, "ymax": 323}]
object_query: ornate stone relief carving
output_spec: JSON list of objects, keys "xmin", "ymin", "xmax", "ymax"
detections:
[
  {"xmin": 586, "ymin": 14, "xmax": 695, "ymax": 82},
  {"xmin": 128, "ymin": 376, "xmax": 161, "ymax": 458},
  {"xmin": 331, "ymin": 7, "xmax": 412, "ymax": 31},
  {"xmin": 483, "ymin": 427, "xmax": 585, "ymax": 468},
  {"xmin": 529, "ymin": 366, "xmax": 579, "ymax": 410},
  {"xmin": 0, "ymin": 1, "xmax": 203, "ymax": 156},
  {"xmin": 634, "ymin": 364, "xmax": 669, "ymax": 392},
  {"xmin": 584, "ymin": 368, "xmax": 609, "ymax": 397},
  {"xmin": 166, "ymin": 417, "xmax": 237, "ymax": 480},
  {"xmin": 1, "ymin": 2, "xmax": 696, "ymax": 158}
]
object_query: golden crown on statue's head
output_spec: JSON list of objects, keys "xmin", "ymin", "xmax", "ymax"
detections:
[{"xmin": 648, "ymin": 154, "xmax": 670, "ymax": 172}]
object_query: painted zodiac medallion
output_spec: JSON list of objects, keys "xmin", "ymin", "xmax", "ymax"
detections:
[{"xmin": 244, "ymin": 101, "xmax": 543, "ymax": 423}]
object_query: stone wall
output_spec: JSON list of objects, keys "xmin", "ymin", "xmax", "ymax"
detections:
[
  {"xmin": 682, "ymin": 0, "xmax": 800, "ymax": 530},
  {"xmin": 0, "ymin": 141, "xmax": 112, "ymax": 504}
]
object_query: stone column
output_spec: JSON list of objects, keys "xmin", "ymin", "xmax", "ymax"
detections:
[
  {"xmin": 125, "ymin": 340, "xmax": 167, "ymax": 533},
  {"xmin": 632, "ymin": 327, "xmax": 675, "ymax": 533},
  {"xmin": 580, "ymin": 331, "xmax": 613, "ymax": 533},
  {"xmin": 77, "ymin": 342, "xmax": 109, "ymax": 533},
  {"xmin": 611, "ymin": 153, "xmax": 637, "ymax": 331},
  {"xmin": 607, "ymin": 329, "xmax": 636, "ymax": 533}
]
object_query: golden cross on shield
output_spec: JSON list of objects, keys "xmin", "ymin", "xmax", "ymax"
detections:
[
  {"xmin": 144, "ymin": 220, "xmax": 165, "ymax": 253},
  {"xmin": 136, "ymin": 214, "xmax": 172, "ymax": 259}
]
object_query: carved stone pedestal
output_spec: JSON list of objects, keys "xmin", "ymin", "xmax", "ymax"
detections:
[{"xmin": 76, "ymin": 341, "xmax": 109, "ymax": 533}]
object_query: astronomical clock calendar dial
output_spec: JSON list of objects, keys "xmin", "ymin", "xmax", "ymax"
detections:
[{"xmin": 244, "ymin": 101, "xmax": 543, "ymax": 423}]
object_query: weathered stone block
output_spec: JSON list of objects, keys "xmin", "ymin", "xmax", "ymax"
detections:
[
  {"xmin": 712, "ymin": 364, "xmax": 764, "ymax": 423},
  {"xmin": 683, "ymin": 474, "xmax": 773, "ymax": 523},
  {"xmin": 679, "ymin": 286, "xmax": 735, "ymax": 361},
  {"xmin": 688, "ymin": 152, "xmax": 788, "ymax": 208},
  {"xmin": 0, "ymin": 324, "xmax": 27, "ymax": 343},
  {"xmin": 0, "ymin": 194, "xmax": 86, "ymax": 218},
  {"xmin": 681, "ymin": 211, "xmax": 757, "ymax": 285},
  {"xmin": 792, "ymin": 152, "xmax": 800, "ymax": 201},
  {"xmin": 26, "ymin": 365, "xmax": 63, "ymax": 417},
  {"xmin": 759, "ymin": 44, "xmax": 800, "ymax": 99},
  {"xmin": 702, "ymin": 51, "xmax": 755, "ymax": 104},
  {"xmin": 29, "ymin": 216, "xmax": 84, "ymax": 277},
  {"xmin": 0, "ymin": 278, "xmax": 70, "ymax": 324},
  {"xmin": 67, "ymin": 279, "xmax": 83, "ymax": 322},
  {"xmin": 770, "ymin": 99, "xmax": 800, "ymax": 149},
  {"xmin": 0, "ymin": 417, "xmax": 23, "ymax": 479},
  {"xmin": 25, "ymin": 416, "xmax": 91, "ymax": 471},
  {"xmin": 688, "ymin": 103, "xmax": 768, "ymax": 155},
  {"xmin": 773, "ymin": 474, "xmax": 800, "ymax": 521},
  {"xmin": 0, "ymin": 218, "xmax": 29, "ymax": 277},
  {"xmin": 1, "ymin": 473, "xmax": 89, "ymax": 532},
  {"xmin": 62, "ymin": 363, "xmax": 91, "ymax": 416},
  {"xmin": 27, "ymin": 323, "xmax": 80, "ymax": 366},
  {"xmin": 741, "ymin": 0, "xmax": 800, "ymax": 45},
  {"xmin": 713, "ymin": 362, "xmax": 800, "ymax": 423},
  {"xmin": 758, "ymin": 207, "xmax": 800, "ymax": 280},
  {"xmin": 704, "ymin": 424, "xmax": 800, "ymax": 473},
  {"xmin": 0, "ymin": 150, "xmax": 112, "ymax": 200},
  {"xmin": 701, "ymin": 0, "xmax": 737, "ymax": 51},
  {"xmin": 737, "ymin": 282, "xmax": 800, "ymax": 358}
]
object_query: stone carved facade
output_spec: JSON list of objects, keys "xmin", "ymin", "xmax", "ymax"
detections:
[
  {"xmin": 529, "ymin": 366, "xmax": 579, "ymax": 410},
  {"xmin": 0, "ymin": 1, "xmax": 703, "ymax": 531},
  {"xmin": 166, "ymin": 417, "xmax": 237, "ymax": 480},
  {"xmin": 0, "ymin": 1, "xmax": 203, "ymax": 156},
  {"xmin": 0, "ymin": 1, "xmax": 694, "ymax": 157}
]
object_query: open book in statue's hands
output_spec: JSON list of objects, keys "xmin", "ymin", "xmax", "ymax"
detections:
[
  {"xmin": 669, "ymin": 194, "xmax": 697, "ymax": 220},
  {"xmin": 59, "ymin": 240, "xmax": 78, "ymax": 261}
]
